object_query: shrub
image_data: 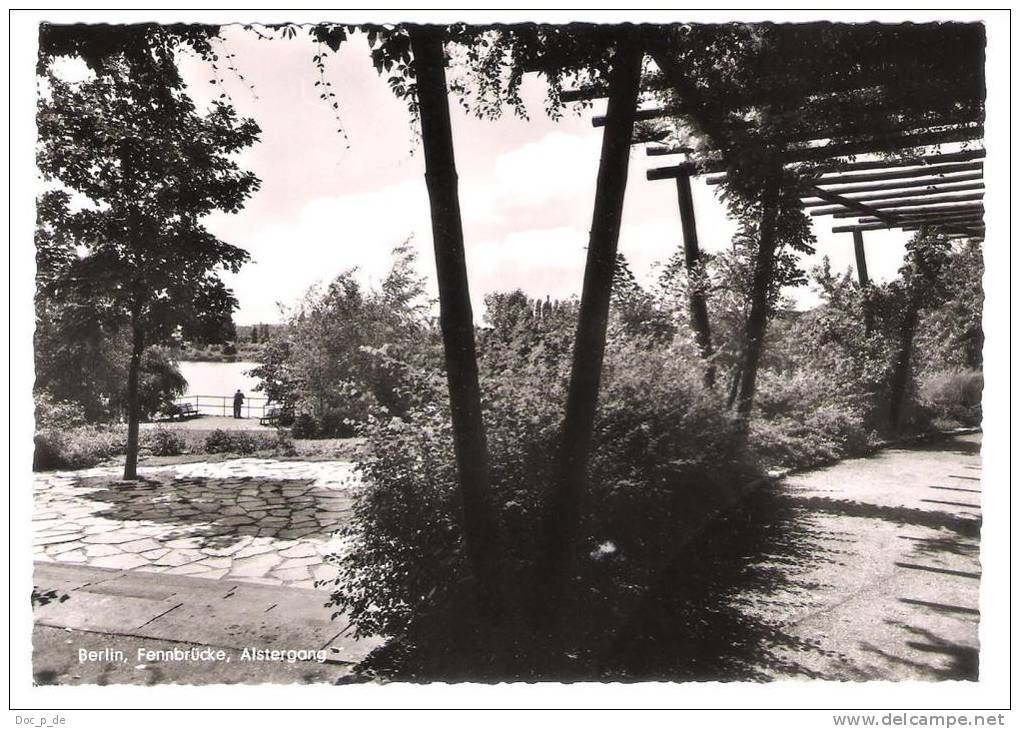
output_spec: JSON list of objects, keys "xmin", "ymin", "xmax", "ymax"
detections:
[
  {"xmin": 918, "ymin": 369, "xmax": 983, "ymax": 427},
  {"xmin": 326, "ymin": 328, "xmax": 755, "ymax": 653},
  {"xmin": 34, "ymin": 391, "xmax": 88, "ymax": 433},
  {"xmin": 202, "ymin": 428, "xmax": 295, "ymax": 456},
  {"xmin": 266, "ymin": 432, "xmax": 298, "ymax": 457},
  {"xmin": 33, "ymin": 425, "xmax": 126, "ymax": 471},
  {"xmin": 750, "ymin": 370, "xmax": 875, "ymax": 469},
  {"xmin": 290, "ymin": 412, "xmax": 318, "ymax": 439},
  {"xmin": 142, "ymin": 427, "xmax": 187, "ymax": 456},
  {"xmin": 203, "ymin": 429, "xmax": 258, "ymax": 455}
]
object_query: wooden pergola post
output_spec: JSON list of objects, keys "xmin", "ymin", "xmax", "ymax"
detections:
[
  {"xmin": 852, "ymin": 230, "xmax": 874, "ymax": 335},
  {"xmin": 540, "ymin": 35, "xmax": 644, "ymax": 624},
  {"xmin": 675, "ymin": 173, "xmax": 716, "ymax": 388},
  {"xmin": 409, "ymin": 25, "xmax": 502, "ymax": 614},
  {"xmin": 852, "ymin": 230, "xmax": 870, "ymax": 286}
]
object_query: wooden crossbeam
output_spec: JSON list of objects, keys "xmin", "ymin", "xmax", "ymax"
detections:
[
  {"xmin": 833, "ymin": 220, "xmax": 985, "ymax": 233},
  {"xmin": 594, "ymin": 106, "xmax": 670, "ymax": 127},
  {"xmin": 646, "ymin": 145, "xmax": 692, "ymax": 156},
  {"xmin": 815, "ymin": 185, "xmax": 983, "ymax": 239},
  {"xmin": 814, "ymin": 161, "xmax": 983, "ymax": 187},
  {"xmin": 802, "ymin": 182, "xmax": 984, "ymax": 208},
  {"xmin": 808, "ymin": 185, "xmax": 900, "ymax": 226},
  {"xmin": 811, "ymin": 191, "xmax": 984, "ymax": 216},
  {"xmin": 705, "ymin": 160, "xmax": 984, "ymax": 187},
  {"xmin": 854, "ymin": 215, "xmax": 985, "ymax": 229},
  {"xmin": 803, "ymin": 171, "xmax": 984, "ymax": 197},
  {"xmin": 785, "ymin": 126, "xmax": 983, "ymax": 164},
  {"xmin": 835, "ymin": 202, "xmax": 984, "ymax": 219},
  {"xmin": 793, "ymin": 148, "xmax": 986, "ymax": 175},
  {"xmin": 652, "ymin": 128, "xmax": 984, "ymax": 181}
]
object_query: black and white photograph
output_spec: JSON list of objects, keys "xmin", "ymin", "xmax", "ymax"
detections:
[{"xmin": 7, "ymin": 6, "xmax": 1013, "ymax": 720}]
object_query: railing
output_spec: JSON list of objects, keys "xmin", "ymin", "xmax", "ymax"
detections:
[{"xmin": 175, "ymin": 394, "xmax": 273, "ymax": 419}]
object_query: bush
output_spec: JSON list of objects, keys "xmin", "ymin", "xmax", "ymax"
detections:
[
  {"xmin": 918, "ymin": 369, "xmax": 983, "ymax": 427},
  {"xmin": 142, "ymin": 427, "xmax": 186, "ymax": 456},
  {"xmin": 203, "ymin": 429, "xmax": 258, "ymax": 455},
  {"xmin": 290, "ymin": 412, "xmax": 318, "ymax": 439},
  {"xmin": 33, "ymin": 425, "xmax": 126, "ymax": 471},
  {"xmin": 203, "ymin": 428, "xmax": 296, "ymax": 456},
  {"xmin": 325, "ymin": 328, "xmax": 755, "ymax": 653},
  {"xmin": 750, "ymin": 370, "xmax": 875, "ymax": 469},
  {"xmin": 34, "ymin": 391, "xmax": 87, "ymax": 431}
]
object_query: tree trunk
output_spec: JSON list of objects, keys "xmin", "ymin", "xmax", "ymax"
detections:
[
  {"xmin": 889, "ymin": 296, "xmax": 921, "ymax": 432},
  {"xmin": 539, "ymin": 35, "xmax": 643, "ymax": 624},
  {"xmin": 734, "ymin": 172, "xmax": 783, "ymax": 421},
  {"xmin": 409, "ymin": 26, "xmax": 502, "ymax": 613},
  {"xmin": 676, "ymin": 174, "xmax": 716, "ymax": 388},
  {"xmin": 726, "ymin": 360, "xmax": 742, "ymax": 409},
  {"xmin": 123, "ymin": 318, "xmax": 145, "ymax": 481}
]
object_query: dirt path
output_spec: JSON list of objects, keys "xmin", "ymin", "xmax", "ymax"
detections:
[{"xmin": 750, "ymin": 433, "xmax": 982, "ymax": 680}]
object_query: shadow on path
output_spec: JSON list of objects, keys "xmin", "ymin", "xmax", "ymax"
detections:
[
  {"xmin": 605, "ymin": 486, "xmax": 842, "ymax": 681},
  {"xmin": 77, "ymin": 475, "xmax": 351, "ymax": 550}
]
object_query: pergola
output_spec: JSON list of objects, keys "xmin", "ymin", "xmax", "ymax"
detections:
[
  {"xmin": 555, "ymin": 27, "xmax": 984, "ymax": 428},
  {"xmin": 579, "ymin": 96, "xmax": 985, "ymax": 291}
]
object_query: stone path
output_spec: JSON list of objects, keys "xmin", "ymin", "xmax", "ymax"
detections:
[{"xmin": 34, "ymin": 459, "xmax": 359, "ymax": 590}]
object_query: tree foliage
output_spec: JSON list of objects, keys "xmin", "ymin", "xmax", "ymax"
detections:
[{"xmin": 249, "ymin": 241, "xmax": 434, "ymax": 437}]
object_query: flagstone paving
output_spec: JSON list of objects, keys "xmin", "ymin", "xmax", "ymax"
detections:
[{"xmin": 33, "ymin": 459, "xmax": 360, "ymax": 590}]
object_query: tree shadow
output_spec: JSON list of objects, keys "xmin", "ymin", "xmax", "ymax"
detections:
[
  {"xmin": 898, "ymin": 534, "xmax": 979, "ymax": 559},
  {"xmin": 76, "ymin": 475, "xmax": 351, "ymax": 550},
  {"xmin": 860, "ymin": 622, "xmax": 978, "ymax": 680},
  {"xmin": 786, "ymin": 496, "xmax": 981, "ymax": 538},
  {"xmin": 899, "ymin": 437, "xmax": 982, "ymax": 458},
  {"xmin": 601, "ymin": 485, "xmax": 842, "ymax": 681}
]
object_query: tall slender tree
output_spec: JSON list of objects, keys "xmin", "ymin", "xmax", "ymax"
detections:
[
  {"xmin": 37, "ymin": 43, "xmax": 260, "ymax": 480},
  {"xmin": 539, "ymin": 34, "xmax": 644, "ymax": 628}
]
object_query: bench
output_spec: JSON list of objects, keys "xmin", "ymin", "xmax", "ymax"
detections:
[
  {"xmin": 259, "ymin": 406, "xmax": 281, "ymax": 427},
  {"xmin": 161, "ymin": 402, "xmax": 200, "ymax": 421},
  {"xmin": 177, "ymin": 403, "xmax": 200, "ymax": 420}
]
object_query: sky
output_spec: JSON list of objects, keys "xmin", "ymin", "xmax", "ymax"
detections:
[{"xmin": 176, "ymin": 26, "xmax": 917, "ymax": 326}]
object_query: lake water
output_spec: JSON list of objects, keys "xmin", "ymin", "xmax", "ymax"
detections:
[{"xmin": 178, "ymin": 360, "xmax": 266, "ymax": 415}]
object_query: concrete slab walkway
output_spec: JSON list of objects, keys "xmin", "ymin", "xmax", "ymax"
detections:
[
  {"xmin": 34, "ymin": 459, "xmax": 359, "ymax": 589},
  {"xmin": 32, "ymin": 562, "xmax": 383, "ymax": 684}
]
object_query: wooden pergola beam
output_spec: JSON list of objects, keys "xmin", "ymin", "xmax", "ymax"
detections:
[
  {"xmin": 803, "ymin": 171, "xmax": 984, "ymax": 197},
  {"xmin": 646, "ymin": 145, "xmax": 693, "ymax": 156},
  {"xmin": 802, "ymin": 182, "xmax": 984, "ymax": 208},
  {"xmin": 814, "ymin": 160, "xmax": 984, "ymax": 187},
  {"xmin": 808, "ymin": 185, "xmax": 900, "ymax": 226},
  {"xmin": 812, "ymin": 191, "xmax": 984, "ymax": 216},
  {"xmin": 834, "ymin": 202, "xmax": 984, "ymax": 219},
  {"xmin": 704, "ymin": 158, "xmax": 984, "ymax": 186},
  {"xmin": 853, "ymin": 216, "xmax": 985, "ymax": 230},
  {"xmin": 786, "ymin": 125, "xmax": 983, "ymax": 163},
  {"xmin": 813, "ymin": 183, "xmax": 984, "ymax": 239},
  {"xmin": 793, "ymin": 148, "xmax": 986, "ymax": 175},
  {"xmin": 593, "ymin": 106, "xmax": 673, "ymax": 127},
  {"xmin": 833, "ymin": 220, "xmax": 985, "ymax": 234}
]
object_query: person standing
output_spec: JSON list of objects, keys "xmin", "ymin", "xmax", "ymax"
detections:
[{"xmin": 233, "ymin": 389, "xmax": 245, "ymax": 419}]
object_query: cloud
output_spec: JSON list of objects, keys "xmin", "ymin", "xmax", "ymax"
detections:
[
  {"xmin": 212, "ymin": 179, "xmax": 434, "ymax": 323},
  {"xmin": 213, "ymin": 128, "xmax": 613, "ymax": 323}
]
